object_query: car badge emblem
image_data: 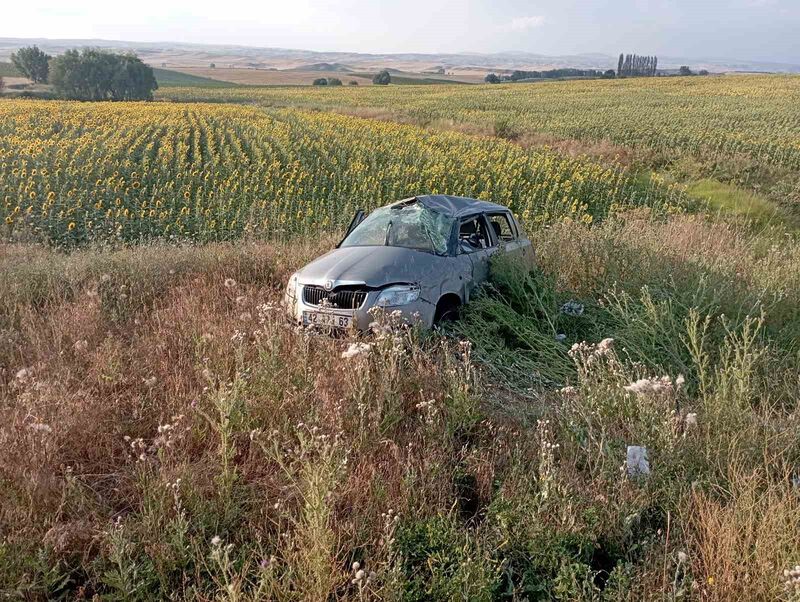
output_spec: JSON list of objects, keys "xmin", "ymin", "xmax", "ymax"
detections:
[{"xmin": 324, "ymin": 280, "xmax": 334, "ymax": 291}]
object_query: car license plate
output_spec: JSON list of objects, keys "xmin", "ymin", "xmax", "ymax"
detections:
[{"xmin": 302, "ymin": 311, "xmax": 352, "ymax": 329}]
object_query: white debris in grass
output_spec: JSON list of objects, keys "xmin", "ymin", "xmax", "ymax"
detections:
[
  {"xmin": 626, "ymin": 445, "xmax": 650, "ymax": 478},
  {"xmin": 341, "ymin": 342, "xmax": 373, "ymax": 359},
  {"xmin": 29, "ymin": 423, "xmax": 53, "ymax": 434}
]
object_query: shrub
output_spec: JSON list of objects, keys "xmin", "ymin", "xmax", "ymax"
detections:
[
  {"xmin": 372, "ymin": 69, "xmax": 391, "ymax": 85},
  {"xmin": 312, "ymin": 77, "xmax": 328, "ymax": 86}
]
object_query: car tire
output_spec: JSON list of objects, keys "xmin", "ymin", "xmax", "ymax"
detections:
[{"xmin": 434, "ymin": 297, "xmax": 461, "ymax": 324}]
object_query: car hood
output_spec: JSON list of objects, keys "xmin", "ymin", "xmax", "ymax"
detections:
[{"xmin": 297, "ymin": 246, "xmax": 445, "ymax": 289}]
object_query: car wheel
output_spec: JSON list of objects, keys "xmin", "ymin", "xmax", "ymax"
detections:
[{"xmin": 434, "ymin": 297, "xmax": 461, "ymax": 324}]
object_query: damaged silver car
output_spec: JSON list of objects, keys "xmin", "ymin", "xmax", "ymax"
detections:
[{"xmin": 284, "ymin": 195, "xmax": 534, "ymax": 331}]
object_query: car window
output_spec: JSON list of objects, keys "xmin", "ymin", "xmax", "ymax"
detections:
[
  {"xmin": 487, "ymin": 213, "xmax": 516, "ymax": 242},
  {"xmin": 340, "ymin": 202, "xmax": 453, "ymax": 255},
  {"xmin": 458, "ymin": 216, "xmax": 493, "ymax": 251}
]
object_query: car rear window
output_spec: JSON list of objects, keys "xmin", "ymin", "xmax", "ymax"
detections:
[{"xmin": 487, "ymin": 213, "xmax": 516, "ymax": 242}]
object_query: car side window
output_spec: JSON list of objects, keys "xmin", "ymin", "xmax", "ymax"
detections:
[
  {"xmin": 458, "ymin": 216, "xmax": 493, "ymax": 251},
  {"xmin": 487, "ymin": 213, "xmax": 517, "ymax": 242}
]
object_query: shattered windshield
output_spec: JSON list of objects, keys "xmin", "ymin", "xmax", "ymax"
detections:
[{"xmin": 340, "ymin": 202, "xmax": 453, "ymax": 255}]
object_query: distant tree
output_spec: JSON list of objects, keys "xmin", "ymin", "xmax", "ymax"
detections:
[
  {"xmin": 348, "ymin": 80, "xmax": 359, "ymax": 86},
  {"xmin": 161, "ymin": 62, "xmax": 167, "ymax": 68},
  {"xmin": 50, "ymin": 49, "xmax": 158, "ymax": 101},
  {"xmin": 698, "ymin": 69, "xmax": 709, "ymax": 76},
  {"xmin": 372, "ymin": 70, "xmax": 391, "ymax": 85},
  {"xmin": 10, "ymin": 45, "xmax": 51, "ymax": 83},
  {"xmin": 327, "ymin": 77, "xmax": 342, "ymax": 86},
  {"xmin": 209, "ymin": 63, "xmax": 216, "ymax": 69},
  {"xmin": 484, "ymin": 73, "xmax": 501, "ymax": 84},
  {"xmin": 617, "ymin": 53, "xmax": 658, "ymax": 77},
  {"xmin": 312, "ymin": 77, "xmax": 328, "ymax": 86},
  {"xmin": 679, "ymin": 66, "xmax": 693, "ymax": 76},
  {"xmin": 602, "ymin": 69, "xmax": 616, "ymax": 79},
  {"xmin": 0, "ymin": 76, "xmax": 4, "ymax": 93}
]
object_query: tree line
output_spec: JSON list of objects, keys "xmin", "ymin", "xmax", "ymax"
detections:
[
  {"xmin": 9, "ymin": 45, "xmax": 157, "ymax": 101},
  {"xmin": 485, "ymin": 68, "xmax": 616, "ymax": 84},
  {"xmin": 617, "ymin": 54, "xmax": 658, "ymax": 77}
]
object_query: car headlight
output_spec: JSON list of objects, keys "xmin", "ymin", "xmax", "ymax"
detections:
[
  {"xmin": 376, "ymin": 285, "xmax": 420, "ymax": 307},
  {"xmin": 286, "ymin": 272, "xmax": 299, "ymax": 297}
]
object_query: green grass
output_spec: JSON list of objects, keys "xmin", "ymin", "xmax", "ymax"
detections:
[
  {"xmin": 685, "ymin": 178, "xmax": 793, "ymax": 227},
  {"xmin": 152, "ymin": 67, "xmax": 239, "ymax": 88},
  {"xmin": 0, "ymin": 62, "xmax": 21, "ymax": 77},
  {"xmin": 350, "ymin": 72, "xmax": 469, "ymax": 85}
]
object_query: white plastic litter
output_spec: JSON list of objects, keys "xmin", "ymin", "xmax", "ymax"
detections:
[{"xmin": 626, "ymin": 445, "xmax": 650, "ymax": 478}]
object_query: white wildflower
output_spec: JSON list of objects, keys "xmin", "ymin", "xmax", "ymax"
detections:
[
  {"xmin": 596, "ymin": 338, "xmax": 614, "ymax": 353},
  {"xmin": 29, "ymin": 423, "xmax": 53, "ymax": 434},
  {"xmin": 685, "ymin": 412, "xmax": 698, "ymax": 427},
  {"xmin": 677, "ymin": 551, "xmax": 689, "ymax": 564},
  {"xmin": 624, "ymin": 376, "xmax": 674, "ymax": 396},
  {"xmin": 235, "ymin": 295, "xmax": 247, "ymax": 306},
  {"xmin": 238, "ymin": 312, "xmax": 252, "ymax": 321},
  {"xmin": 675, "ymin": 374, "xmax": 686, "ymax": 388},
  {"xmin": 144, "ymin": 376, "xmax": 157, "ymax": 388},
  {"xmin": 223, "ymin": 278, "xmax": 237, "ymax": 288},
  {"xmin": 73, "ymin": 339, "xmax": 89, "ymax": 352},
  {"xmin": 15, "ymin": 367, "xmax": 32, "ymax": 381},
  {"xmin": 100, "ymin": 274, "xmax": 111, "ymax": 283},
  {"xmin": 210, "ymin": 535, "xmax": 222, "ymax": 546}
]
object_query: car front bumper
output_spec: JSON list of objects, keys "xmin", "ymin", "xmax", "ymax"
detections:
[{"xmin": 284, "ymin": 284, "xmax": 436, "ymax": 333}]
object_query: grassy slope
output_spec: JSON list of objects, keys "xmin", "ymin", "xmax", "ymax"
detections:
[
  {"xmin": 0, "ymin": 62, "xmax": 20, "ymax": 77},
  {"xmin": 685, "ymin": 178, "xmax": 798, "ymax": 227},
  {"xmin": 152, "ymin": 67, "xmax": 240, "ymax": 88},
  {"xmin": 2, "ymin": 214, "xmax": 799, "ymax": 599}
]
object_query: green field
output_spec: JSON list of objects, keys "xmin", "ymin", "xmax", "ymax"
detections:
[
  {"xmin": 152, "ymin": 67, "xmax": 240, "ymax": 88},
  {"xmin": 158, "ymin": 75, "xmax": 800, "ymax": 221}
]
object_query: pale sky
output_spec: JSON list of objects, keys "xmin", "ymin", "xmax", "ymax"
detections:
[{"xmin": 4, "ymin": 0, "xmax": 800, "ymax": 63}]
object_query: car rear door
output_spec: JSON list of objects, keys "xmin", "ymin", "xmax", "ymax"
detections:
[
  {"xmin": 487, "ymin": 211, "xmax": 534, "ymax": 267},
  {"xmin": 458, "ymin": 214, "xmax": 499, "ymax": 289}
]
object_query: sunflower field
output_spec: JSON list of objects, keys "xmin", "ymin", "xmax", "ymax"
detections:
[
  {"xmin": 162, "ymin": 74, "xmax": 800, "ymax": 171},
  {"xmin": 0, "ymin": 100, "xmax": 684, "ymax": 246}
]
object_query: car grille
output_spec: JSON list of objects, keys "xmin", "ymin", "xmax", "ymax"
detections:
[{"xmin": 303, "ymin": 285, "xmax": 367, "ymax": 309}]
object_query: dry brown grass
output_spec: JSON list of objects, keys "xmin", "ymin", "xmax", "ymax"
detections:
[
  {"xmin": 686, "ymin": 464, "xmax": 800, "ymax": 601},
  {"xmin": 2, "ymin": 216, "xmax": 799, "ymax": 599},
  {"xmin": 172, "ymin": 67, "xmax": 376, "ymax": 86}
]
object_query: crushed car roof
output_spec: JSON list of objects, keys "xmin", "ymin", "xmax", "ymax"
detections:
[{"xmin": 391, "ymin": 195, "xmax": 509, "ymax": 218}]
